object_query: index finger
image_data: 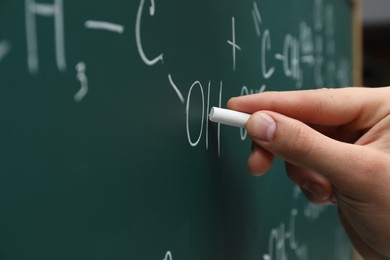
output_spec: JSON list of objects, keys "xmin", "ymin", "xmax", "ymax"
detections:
[{"xmin": 227, "ymin": 87, "xmax": 390, "ymax": 130}]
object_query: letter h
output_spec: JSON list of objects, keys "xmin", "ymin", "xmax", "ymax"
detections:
[{"xmin": 25, "ymin": 0, "xmax": 66, "ymax": 74}]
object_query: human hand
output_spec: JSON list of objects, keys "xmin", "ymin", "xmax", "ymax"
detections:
[{"xmin": 227, "ymin": 87, "xmax": 390, "ymax": 259}]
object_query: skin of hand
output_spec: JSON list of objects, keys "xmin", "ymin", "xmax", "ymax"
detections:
[{"xmin": 227, "ymin": 87, "xmax": 390, "ymax": 259}]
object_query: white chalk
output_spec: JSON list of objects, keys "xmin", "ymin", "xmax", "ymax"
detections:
[{"xmin": 209, "ymin": 107, "xmax": 251, "ymax": 128}]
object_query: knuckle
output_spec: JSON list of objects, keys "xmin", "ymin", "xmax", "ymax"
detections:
[{"xmin": 287, "ymin": 123, "xmax": 316, "ymax": 162}]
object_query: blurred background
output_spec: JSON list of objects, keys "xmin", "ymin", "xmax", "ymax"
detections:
[{"xmin": 361, "ymin": 0, "xmax": 390, "ymax": 86}]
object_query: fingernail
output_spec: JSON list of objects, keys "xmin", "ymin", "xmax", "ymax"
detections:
[
  {"xmin": 249, "ymin": 113, "xmax": 276, "ymax": 142},
  {"xmin": 302, "ymin": 183, "xmax": 327, "ymax": 201}
]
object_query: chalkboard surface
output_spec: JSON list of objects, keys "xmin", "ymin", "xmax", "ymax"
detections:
[{"xmin": 0, "ymin": 0, "xmax": 355, "ymax": 259}]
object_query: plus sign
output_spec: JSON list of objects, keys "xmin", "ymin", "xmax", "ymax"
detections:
[{"xmin": 227, "ymin": 17, "xmax": 241, "ymax": 71}]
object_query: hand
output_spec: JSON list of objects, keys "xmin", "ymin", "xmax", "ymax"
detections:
[{"xmin": 227, "ymin": 87, "xmax": 390, "ymax": 259}]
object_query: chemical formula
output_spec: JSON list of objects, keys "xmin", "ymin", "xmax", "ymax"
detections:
[{"xmin": 0, "ymin": 0, "xmax": 353, "ymax": 259}]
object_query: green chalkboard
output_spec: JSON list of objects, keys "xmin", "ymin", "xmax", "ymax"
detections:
[{"xmin": 0, "ymin": 0, "xmax": 355, "ymax": 259}]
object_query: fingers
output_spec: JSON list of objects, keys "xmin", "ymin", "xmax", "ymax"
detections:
[
  {"xmin": 285, "ymin": 163, "xmax": 335, "ymax": 205},
  {"xmin": 248, "ymin": 143, "xmax": 274, "ymax": 176},
  {"xmin": 245, "ymin": 111, "xmax": 385, "ymax": 191},
  {"xmin": 228, "ymin": 87, "xmax": 390, "ymax": 130},
  {"xmin": 249, "ymin": 142, "xmax": 335, "ymax": 205}
]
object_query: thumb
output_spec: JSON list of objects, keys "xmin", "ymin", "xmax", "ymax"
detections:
[{"xmin": 246, "ymin": 111, "xmax": 385, "ymax": 189}]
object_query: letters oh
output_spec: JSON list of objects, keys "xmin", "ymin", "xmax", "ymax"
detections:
[{"xmin": 25, "ymin": 0, "xmax": 66, "ymax": 74}]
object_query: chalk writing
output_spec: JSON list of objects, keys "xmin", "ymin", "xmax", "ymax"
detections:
[
  {"xmin": 0, "ymin": 41, "xmax": 11, "ymax": 62},
  {"xmin": 293, "ymin": 186, "xmax": 302, "ymax": 200},
  {"xmin": 300, "ymin": 22, "xmax": 315, "ymax": 66},
  {"xmin": 337, "ymin": 57, "xmax": 351, "ymax": 87},
  {"xmin": 239, "ymin": 85, "xmax": 266, "ymax": 140},
  {"xmin": 252, "ymin": 2, "xmax": 262, "ymax": 37},
  {"xmin": 313, "ymin": 0, "xmax": 325, "ymax": 88},
  {"xmin": 325, "ymin": 5, "xmax": 335, "ymax": 56},
  {"xmin": 314, "ymin": 0, "xmax": 324, "ymax": 31},
  {"xmin": 186, "ymin": 81, "xmax": 205, "ymax": 147},
  {"xmin": 304, "ymin": 203, "xmax": 327, "ymax": 220},
  {"xmin": 185, "ymin": 80, "xmax": 222, "ymax": 152},
  {"xmin": 168, "ymin": 74, "xmax": 185, "ymax": 104},
  {"xmin": 0, "ymin": 1, "xmax": 353, "ymax": 258},
  {"xmin": 252, "ymin": 4, "xmax": 276, "ymax": 81},
  {"xmin": 205, "ymin": 82, "xmax": 211, "ymax": 150},
  {"xmin": 263, "ymin": 209, "xmax": 308, "ymax": 260},
  {"xmin": 261, "ymin": 30, "xmax": 275, "ymax": 79},
  {"xmin": 277, "ymin": 34, "xmax": 302, "ymax": 88},
  {"xmin": 135, "ymin": 0, "xmax": 164, "ymax": 66},
  {"xmin": 217, "ymin": 81, "xmax": 223, "ymax": 156},
  {"xmin": 314, "ymin": 35, "xmax": 324, "ymax": 87},
  {"xmin": 162, "ymin": 251, "xmax": 173, "ymax": 260},
  {"xmin": 74, "ymin": 62, "xmax": 88, "ymax": 103},
  {"xmin": 227, "ymin": 17, "xmax": 241, "ymax": 72},
  {"xmin": 25, "ymin": 0, "xmax": 66, "ymax": 74},
  {"xmin": 84, "ymin": 20, "xmax": 125, "ymax": 34},
  {"xmin": 325, "ymin": 4, "xmax": 336, "ymax": 86}
]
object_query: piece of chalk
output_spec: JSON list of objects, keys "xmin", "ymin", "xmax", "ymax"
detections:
[{"xmin": 209, "ymin": 107, "xmax": 251, "ymax": 128}]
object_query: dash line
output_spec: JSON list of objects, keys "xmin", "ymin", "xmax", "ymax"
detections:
[{"xmin": 84, "ymin": 20, "xmax": 124, "ymax": 34}]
